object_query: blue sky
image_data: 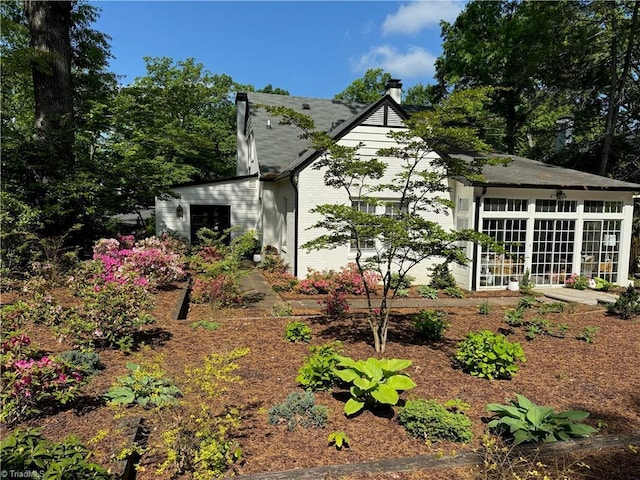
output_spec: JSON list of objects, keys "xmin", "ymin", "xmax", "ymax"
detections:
[{"xmin": 91, "ymin": 1, "xmax": 466, "ymax": 98}]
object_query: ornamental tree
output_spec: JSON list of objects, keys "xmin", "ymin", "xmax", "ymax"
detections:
[{"xmin": 266, "ymin": 88, "xmax": 505, "ymax": 353}]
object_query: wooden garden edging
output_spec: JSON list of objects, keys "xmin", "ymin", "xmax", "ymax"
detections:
[
  {"xmin": 171, "ymin": 274, "xmax": 192, "ymax": 320},
  {"xmin": 233, "ymin": 432, "xmax": 640, "ymax": 480}
]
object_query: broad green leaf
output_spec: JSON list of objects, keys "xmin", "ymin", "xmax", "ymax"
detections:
[
  {"xmin": 344, "ymin": 398, "xmax": 365, "ymax": 416},
  {"xmin": 567, "ymin": 423, "xmax": 597, "ymax": 437},
  {"xmin": 382, "ymin": 358, "xmax": 412, "ymax": 372},
  {"xmin": 512, "ymin": 430, "xmax": 530, "ymax": 444},
  {"xmin": 334, "ymin": 368, "xmax": 359, "ymax": 383},
  {"xmin": 526, "ymin": 405, "xmax": 553, "ymax": 426},
  {"xmin": 353, "ymin": 377, "xmax": 372, "ymax": 391},
  {"xmin": 385, "ymin": 374, "xmax": 416, "ymax": 391},
  {"xmin": 371, "ymin": 383, "xmax": 399, "ymax": 405},
  {"xmin": 555, "ymin": 410, "xmax": 590, "ymax": 421}
]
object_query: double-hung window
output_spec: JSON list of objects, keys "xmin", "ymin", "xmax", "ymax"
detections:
[{"xmin": 350, "ymin": 200, "xmax": 376, "ymax": 250}]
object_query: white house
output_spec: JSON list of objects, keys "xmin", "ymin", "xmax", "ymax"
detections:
[{"xmin": 156, "ymin": 81, "xmax": 640, "ymax": 290}]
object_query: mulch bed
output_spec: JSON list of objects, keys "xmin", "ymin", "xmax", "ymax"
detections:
[{"xmin": 2, "ymin": 278, "xmax": 640, "ymax": 479}]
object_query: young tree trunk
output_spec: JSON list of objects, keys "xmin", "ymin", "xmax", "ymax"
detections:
[
  {"xmin": 24, "ymin": 0, "xmax": 74, "ymax": 173},
  {"xmin": 598, "ymin": 0, "xmax": 639, "ymax": 176}
]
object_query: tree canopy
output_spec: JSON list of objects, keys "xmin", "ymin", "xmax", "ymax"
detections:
[{"xmin": 436, "ymin": 0, "xmax": 639, "ymax": 180}]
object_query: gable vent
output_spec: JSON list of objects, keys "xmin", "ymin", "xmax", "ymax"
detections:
[{"xmin": 302, "ymin": 103, "xmax": 310, "ymax": 110}]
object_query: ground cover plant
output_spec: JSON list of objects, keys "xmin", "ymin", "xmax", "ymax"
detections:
[{"xmin": 1, "ymin": 261, "xmax": 639, "ymax": 479}]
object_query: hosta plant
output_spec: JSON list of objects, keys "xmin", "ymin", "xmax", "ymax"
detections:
[
  {"xmin": 104, "ymin": 362, "xmax": 182, "ymax": 409},
  {"xmin": 486, "ymin": 394, "xmax": 597, "ymax": 444},
  {"xmin": 327, "ymin": 431, "xmax": 351, "ymax": 450},
  {"xmin": 333, "ymin": 356, "xmax": 416, "ymax": 416}
]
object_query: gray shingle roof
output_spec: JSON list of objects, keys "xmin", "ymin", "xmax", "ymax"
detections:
[
  {"xmin": 244, "ymin": 92, "xmax": 640, "ymax": 192},
  {"xmin": 451, "ymin": 152, "xmax": 640, "ymax": 191},
  {"xmin": 245, "ymin": 92, "xmax": 369, "ymax": 177}
]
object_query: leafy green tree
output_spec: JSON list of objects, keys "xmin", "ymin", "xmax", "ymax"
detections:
[
  {"xmin": 1, "ymin": 1, "xmax": 117, "ymax": 236},
  {"xmin": 334, "ymin": 68, "xmax": 392, "ymax": 103},
  {"xmin": 436, "ymin": 0, "xmax": 639, "ymax": 180},
  {"xmin": 106, "ymin": 57, "xmax": 239, "ymax": 216},
  {"xmin": 404, "ymin": 83, "xmax": 444, "ymax": 106},
  {"xmin": 256, "ymin": 83, "xmax": 290, "ymax": 95},
  {"xmin": 267, "ymin": 88, "xmax": 503, "ymax": 353}
]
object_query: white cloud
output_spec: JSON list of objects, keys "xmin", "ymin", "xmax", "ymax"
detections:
[
  {"xmin": 382, "ymin": 1, "xmax": 465, "ymax": 36},
  {"xmin": 353, "ymin": 45, "xmax": 437, "ymax": 79}
]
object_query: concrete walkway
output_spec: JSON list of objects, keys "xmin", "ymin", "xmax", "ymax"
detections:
[{"xmin": 534, "ymin": 287, "xmax": 618, "ymax": 306}]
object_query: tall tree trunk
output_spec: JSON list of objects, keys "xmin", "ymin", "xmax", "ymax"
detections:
[
  {"xmin": 24, "ymin": 0, "xmax": 74, "ymax": 175},
  {"xmin": 598, "ymin": 0, "xmax": 639, "ymax": 176}
]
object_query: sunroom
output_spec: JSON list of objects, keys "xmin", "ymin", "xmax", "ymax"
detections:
[{"xmin": 451, "ymin": 154, "xmax": 639, "ymax": 291}]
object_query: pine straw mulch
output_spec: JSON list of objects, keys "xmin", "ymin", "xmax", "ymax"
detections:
[{"xmin": 2, "ymin": 280, "xmax": 640, "ymax": 479}]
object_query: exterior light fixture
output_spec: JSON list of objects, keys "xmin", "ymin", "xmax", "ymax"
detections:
[
  {"xmin": 555, "ymin": 190, "xmax": 566, "ymax": 200},
  {"xmin": 176, "ymin": 204, "xmax": 184, "ymax": 219}
]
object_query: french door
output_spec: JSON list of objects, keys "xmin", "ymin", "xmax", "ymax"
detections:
[{"xmin": 531, "ymin": 219, "xmax": 575, "ymax": 285}]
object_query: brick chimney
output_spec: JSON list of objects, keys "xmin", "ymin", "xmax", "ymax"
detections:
[{"xmin": 385, "ymin": 78, "xmax": 402, "ymax": 103}]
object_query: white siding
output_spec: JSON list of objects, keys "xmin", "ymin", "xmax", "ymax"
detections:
[
  {"xmin": 296, "ymin": 123, "xmax": 454, "ymax": 285},
  {"xmin": 451, "ymin": 181, "xmax": 476, "ymax": 290},
  {"xmin": 155, "ymin": 177, "xmax": 259, "ymax": 243}
]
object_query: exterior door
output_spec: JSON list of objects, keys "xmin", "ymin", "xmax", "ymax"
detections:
[
  {"xmin": 190, "ymin": 205, "xmax": 231, "ymax": 245},
  {"xmin": 531, "ymin": 219, "xmax": 575, "ymax": 285}
]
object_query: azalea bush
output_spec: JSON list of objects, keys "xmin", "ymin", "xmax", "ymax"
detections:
[
  {"xmin": 321, "ymin": 290, "xmax": 350, "ymax": 317},
  {"xmin": 190, "ymin": 274, "xmax": 244, "ymax": 307},
  {"xmin": 56, "ymin": 282, "xmax": 155, "ymax": 351},
  {"xmin": 1, "ymin": 335, "xmax": 85, "ymax": 424},
  {"xmin": 298, "ymin": 263, "xmax": 381, "ymax": 296},
  {"xmin": 73, "ymin": 234, "xmax": 186, "ymax": 290}
]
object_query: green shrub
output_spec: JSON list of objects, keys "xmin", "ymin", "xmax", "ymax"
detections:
[
  {"xmin": 519, "ymin": 269, "xmax": 534, "ymax": 294},
  {"xmin": 398, "ymin": 398, "xmax": 473, "ymax": 443},
  {"xmin": 190, "ymin": 320, "xmax": 221, "ymax": 331},
  {"xmin": 333, "ymin": 356, "xmax": 416, "ymax": 416},
  {"xmin": 296, "ymin": 342, "xmax": 343, "ymax": 391},
  {"xmin": 390, "ymin": 273, "xmax": 415, "ymax": 290},
  {"xmin": 429, "ymin": 263, "xmax": 456, "ymax": 289},
  {"xmin": 576, "ymin": 326, "xmax": 599, "ymax": 344},
  {"xmin": 504, "ymin": 308, "xmax": 525, "ymax": 327},
  {"xmin": 284, "ymin": 321, "xmax": 311, "ymax": 343},
  {"xmin": 272, "ymin": 302, "xmax": 293, "ymax": 317},
  {"xmin": 58, "ymin": 349, "xmax": 102, "ymax": 376},
  {"xmin": 417, "ymin": 285, "xmax": 439, "ymax": 299},
  {"xmin": 455, "ymin": 330, "xmax": 526, "ymax": 380},
  {"xmin": 258, "ymin": 253, "xmax": 288, "ymax": 273},
  {"xmin": 268, "ymin": 391, "xmax": 328, "ymax": 431},
  {"xmin": 104, "ymin": 362, "xmax": 182, "ymax": 409},
  {"xmin": 445, "ymin": 286, "xmax": 464, "ymax": 298},
  {"xmin": 413, "ymin": 309, "xmax": 449, "ymax": 341},
  {"xmin": 478, "ymin": 302, "xmax": 491, "ymax": 315},
  {"xmin": 1, "ymin": 428, "xmax": 113, "ymax": 479},
  {"xmin": 593, "ymin": 277, "xmax": 615, "ymax": 292},
  {"xmin": 607, "ymin": 285, "xmax": 640, "ymax": 319},
  {"xmin": 56, "ymin": 282, "xmax": 155, "ymax": 351},
  {"xmin": 516, "ymin": 296, "xmax": 541, "ymax": 310},
  {"xmin": 486, "ymin": 394, "xmax": 597, "ymax": 444}
]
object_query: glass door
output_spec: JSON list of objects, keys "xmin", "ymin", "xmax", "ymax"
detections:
[
  {"xmin": 531, "ymin": 219, "xmax": 575, "ymax": 285},
  {"xmin": 581, "ymin": 220, "xmax": 621, "ymax": 282}
]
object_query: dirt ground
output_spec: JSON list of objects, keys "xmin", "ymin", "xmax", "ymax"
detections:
[{"xmin": 3, "ymin": 279, "xmax": 640, "ymax": 479}]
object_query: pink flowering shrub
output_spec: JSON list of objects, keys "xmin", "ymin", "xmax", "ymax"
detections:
[
  {"xmin": 263, "ymin": 271, "xmax": 299, "ymax": 292},
  {"xmin": 298, "ymin": 264, "xmax": 381, "ymax": 296},
  {"xmin": 336, "ymin": 263, "xmax": 381, "ymax": 295},
  {"xmin": 190, "ymin": 274, "xmax": 244, "ymax": 307},
  {"xmin": 1, "ymin": 333, "xmax": 84, "ymax": 424},
  {"xmin": 321, "ymin": 290, "xmax": 350, "ymax": 317},
  {"xmin": 80, "ymin": 235, "xmax": 186, "ymax": 290},
  {"xmin": 297, "ymin": 269, "xmax": 337, "ymax": 295}
]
